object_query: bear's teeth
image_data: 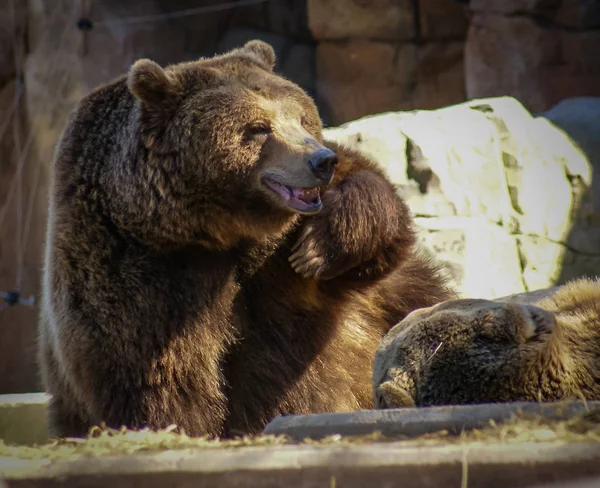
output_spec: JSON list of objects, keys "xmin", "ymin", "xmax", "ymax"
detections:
[{"xmin": 291, "ymin": 187, "xmax": 320, "ymax": 204}]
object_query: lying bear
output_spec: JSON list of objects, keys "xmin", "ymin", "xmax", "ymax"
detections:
[
  {"xmin": 374, "ymin": 278, "xmax": 600, "ymax": 408},
  {"xmin": 39, "ymin": 40, "xmax": 451, "ymax": 438}
]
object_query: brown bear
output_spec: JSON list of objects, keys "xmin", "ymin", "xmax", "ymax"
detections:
[
  {"xmin": 39, "ymin": 40, "xmax": 452, "ymax": 439},
  {"xmin": 373, "ymin": 278, "xmax": 600, "ymax": 409}
]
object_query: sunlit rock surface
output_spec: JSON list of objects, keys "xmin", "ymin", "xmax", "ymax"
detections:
[{"xmin": 325, "ymin": 96, "xmax": 600, "ymax": 298}]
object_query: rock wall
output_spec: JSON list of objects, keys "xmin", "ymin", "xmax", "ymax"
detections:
[
  {"xmin": 325, "ymin": 96, "xmax": 600, "ymax": 299},
  {"xmin": 0, "ymin": 0, "xmax": 48, "ymax": 395},
  {"xmin": 466, "ymin": 0, "xmax": 600, "ymax": 113},
  {"xmin": 308, "ymin": 0, "xmax": 469, "ymax": 125}
]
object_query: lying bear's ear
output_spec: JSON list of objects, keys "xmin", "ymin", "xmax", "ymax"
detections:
[
  {"xmin": 243, "ymin": 40, "xmax": 276, "ymax": 71},
  {"xmin": 520, "ymin": 305, "xmax": 557, "ymax": 342},
  {"xmin": 128, "ymin": 59, "xmax": 182, "ymax": 109}
]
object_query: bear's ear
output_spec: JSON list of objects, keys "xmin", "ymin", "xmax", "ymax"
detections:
[
  {"xmin": 243, "ymin": 40, "xmax": 276, "ymax": 71},
  {"xmin": 519, "ymin": 305, "xmax": 557, "ymax": 342},
  {"xmin": 128, "ymin": 59, "xmax": 182, "ymax": 109}
]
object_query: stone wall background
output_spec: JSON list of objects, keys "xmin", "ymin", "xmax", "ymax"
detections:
[
  {"xmin": 309, "ymin": 0, "xmax": 600, "ymax": 124},
  {"xmin": 309, "ymin": 0, "xmax": 469, "ymax": 124},
  {"xmin": 466, "ymin": 0, "xmax": 600, "ymax": 113},
  {"xmin": 0, "ymin": 0, "xmax": 44, "ymax": 395},
  {"xmin": 1, "ymin": 0, "xmax": 599, "ymax": 393}
]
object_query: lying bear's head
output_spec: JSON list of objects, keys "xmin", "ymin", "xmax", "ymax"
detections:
[
  {"xmin": 373, "ymin": 298, "xmax": 558, "ymax": 408},
  {"xmin": 127, "ymin": 40, "xmax": 336, "ymax": 246}
]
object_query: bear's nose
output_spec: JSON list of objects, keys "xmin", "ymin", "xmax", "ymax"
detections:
[{"xmin": 308, "ymin": 148, "xmax": 338, "ymax": 182}]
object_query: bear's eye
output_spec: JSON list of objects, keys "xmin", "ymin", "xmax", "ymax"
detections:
[{"xmin": 247, "ymin": 123, "xmax": 271, "ymax": 137}]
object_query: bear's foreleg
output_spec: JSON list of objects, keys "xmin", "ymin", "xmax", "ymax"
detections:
[{"xmin": 289, "ymin": 143, "xmax": 415, "ymax": 283}]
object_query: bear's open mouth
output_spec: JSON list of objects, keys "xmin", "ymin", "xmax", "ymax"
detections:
[{"xmin": 262, "ymin": 176, "xmax": 322, "ymax": 214}]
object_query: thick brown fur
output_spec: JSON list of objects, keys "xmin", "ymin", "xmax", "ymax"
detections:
[
  {"xmin": 39, "ymin": 40, "xmax": 452, "ymax": 439},
  {"xmin": 373, "ymin": 278, "xmax": 600, "ymax": 408}
]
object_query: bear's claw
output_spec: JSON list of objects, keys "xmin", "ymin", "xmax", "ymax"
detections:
[
  {"xmin": 291, "ymin": 225, "xmax": 314, "ymax": 252},
  {"xmin": 292, "ymin": 257, "xmax": 327, "ymax": 278},
  {"xmin": 289, "ymin": 225, "xmax": 330, "ymax": 279}
]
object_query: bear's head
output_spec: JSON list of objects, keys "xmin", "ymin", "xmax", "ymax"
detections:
[
  {"xmin": 373, "ymin": 298, "xmax": 558, "ymax": 408},
  {"xmin": 127, "ymin": 40, "xmax": 337, "ymax": 249}
]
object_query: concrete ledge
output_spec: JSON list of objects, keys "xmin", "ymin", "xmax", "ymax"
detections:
[
  {"xmin": 0, "ymin": 394, "xmax": 49, "ymax": 446},
  {"xmin": 263, "ymin": 401, "xmax": 600, "ymax": 440},
  {"xmin": 2, "ymin": 441, "xmax": 600, "ymax": 488},
  {"xmin": 528, "ymin": 478, "xmax": 600, "ymax": 488}
]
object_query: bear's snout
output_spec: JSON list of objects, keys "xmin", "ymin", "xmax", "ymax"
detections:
[{"xmin": 308, "ymin": 148, "xmax": 338, "ymax": 183}]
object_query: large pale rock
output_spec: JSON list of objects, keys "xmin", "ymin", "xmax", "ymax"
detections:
[
  {"xmin": 516, "ymin": 234, "xmax": 600, "ymax": 291},
  {"xmin": 459, "ymin": 97, "xmax": 592, "ymax": 247},
  {"xmin": 316, "ymin": 41, "xmax": 465, "ymax": 125},
  {"xmin": 396, "ymin": 101, "xmax": 516, "ymax": 227},
  {"xmin": 543, "ymin": 97, "xmax": 600, "ymax": 255},
  {"xmin": 415, "ymin": 217, "xmax": 525, "ymax": 299},
  {"xmin": 325, "ymin": 114, "xmax": 457, "ymax": 217},
  {"xmin": 517, "ymin": 236, "xmax": 567, "ymax": 292},
  {"xmin": 466, "ymin": 12, "xmax": 600, "ymax": 113},
  {"xmin": 413, "ymin": 219, "xmax": 466, "ymax": 291},
  {"xmin": 325, "ymin": 98, "xmax": 518, "ymax": 227},
  {"xmin": 325, "ymin": 96, "xmax": 600, "ymax": 297},
  {"xmin": 325, "ymin": 113, "xmax": 411, "ymax": 185},
  {"xmin": 499, "ymin": 114, "xmax": 591, "ymax": 243},
  {"xmin": 307, "ymin": 0, "xmax": 416, "ymax": 41}
]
